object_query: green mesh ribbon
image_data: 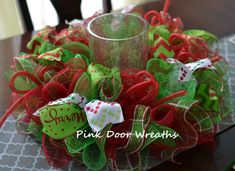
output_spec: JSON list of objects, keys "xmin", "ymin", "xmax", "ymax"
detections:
[
  {"xmin": 64, "ymin": 124, "xmax": 112, "ymax": 170},
  {"xmin": 158, "ymin": 101, "xmax": 215, "ymax": 161},
  {"xmin": 27, "ymin": 27, "xmax": 56, "ymax": 54},
  {"xmin": 74, "ymin": 72, "xmax": 95, "ymax": 100},
  {"xmin": 184, "ymin": 29, "xmax": 218, "ymax": 43},
  {"xmin": 14, "ymin": 56, "xmax": 38, "ymax": 74},
  {"xmin": 147, "ymin": 57, "xmax": 197, "ymax": 105},
  {"xmin": 61, "ymin": 42, "xmax": 90, "ymax": 58},
  {"xmin": 27, "ymin": 36, "xmax": 42, "ymax": 54},
  {"xmin": 195, "ymin": 84, "xmax": 219, "ymax": 112},
  {"xmin": 225, "ymin": 160, "xmax": 235, "ymax": 171},
  {"xmin": 82, "ymin": 124, "xmax": 112, "ymax": 171},
  {"xmin": 15, "ymin": 114, "xmax": 43, "ymax": 141},
  {"xmin": 74, "ymin": 53, "xmax": 90, "ymax": 66},
  {"xmin": 148, "ymin": 25, "xmax": 171, "ymax": 45},
  {"xmin": 88, "ymin": 63, "xmax": 110, "ymax": 96},
  {"xmin": 38, "ymin": 46, "xmax": 78, "ymax": 64},
  {"xmin": 186, "ymin": 102, "xmax": 214, "ymax": 133},
  {"xmin": 125, "ymin": 105, "xmax": 150, "ymax": 154},
  {"xmin": 87, "ymin": 63, "xmax": 122, "ymax": 101},
  {"xmin": 98, "ymin": 67, "xmax": 122, "ymax": 102},
  {"xmin": 38, "ymin": 41, "xmax": 56, "ymax": 55},
  {"xmin": 153, "ymin": 37, "xmax": 175, "ymax": 59},
  {"xmin": 113, "ymin": 105, "xmax": 179, "ymax": 170},
  {"xmin": 38, "ymin": 47, "xmax": 64, "ymax": 61},
  {"xmin": 112, "ymin": 105, "xmax": 149, "ymax": 170},
  {"xmin": 193, "ymin": 64, "xmax": 233, "ymax": 122},
  {"xmin": 27, "ymin": 36, "xmax": 44, "ymax": 55},
  {"xmin": 5, "ymin": 56, "xmax": 39, "ymax": 93},
  {"xmin": 64, "ymin": 128, "xmax": 95, "ymax": 154},
  {"xmin": 126, "ymin": 105, "xmax": 179, "ymax": 153},
  {"xmin": 27, "ymin": 121, "xmax": 43, "ymax": 141},
  {"xmin": 141, "ymin": 122, "xmax": 179, "ymax": 150}
]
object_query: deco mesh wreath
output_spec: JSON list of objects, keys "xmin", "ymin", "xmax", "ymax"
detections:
[{"xmin": 0, "ymin": 0, "xmax": 233, "ymax": 170}]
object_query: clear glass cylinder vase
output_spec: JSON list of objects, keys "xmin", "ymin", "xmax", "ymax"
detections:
[{"xmin": 87, "ymin": 13, "xmax": 148, "ymax": 70}]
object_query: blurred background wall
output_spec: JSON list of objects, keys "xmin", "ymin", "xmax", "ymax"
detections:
[
  {"xmin": 0, "ymin": 0, "xmax": 147, "ymax": 40},
  {"xmin": 0, "ymin": 0, "xmax": 24, "ymax": 39}
]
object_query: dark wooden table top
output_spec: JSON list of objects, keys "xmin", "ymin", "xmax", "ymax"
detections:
[{"xmin": 0, "ymin": 0, "xmax": 235, "ymax": 170}]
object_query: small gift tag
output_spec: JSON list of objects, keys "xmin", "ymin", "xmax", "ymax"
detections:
[
  {"xmin": 84, "ymin": 100, "xmax": 124, "ymax": 132},
  {"xmin": 34, "ymin": 93, "xmax": 88, "ymax": 139},
  {"xmin": 40, "ymin": 103, "xmax": 87, "ymax": 139}
]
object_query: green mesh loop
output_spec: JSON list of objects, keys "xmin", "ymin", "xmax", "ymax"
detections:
[
  {"xmin": 82, "ymin": 124, "xmax": 112, "ymax": 171},
  {"xmin": 141, "ymin": 122, "xmax": 179, "ymax": 150},
  {"xmin": 61, "ymin": 42, "xmax": 90, "ymax": 58},
  {"xmin": 38, "ymin": 41, "xmax": 56, "ymax": 55},
  {"xmin": 74, "ymin": 53, "xmax": 90, "ymax": 66},
  {"xmin": 65, "ymin": 134, "xmax": 95, "ymax": 154},
  {"xmin": 82, "ymin": 143, "xmax": 106, "ymax": 171},
  {"xmin": 87, "ymin": 63, "xmax": 110, "ymax": 97},
  {"xmin": 27, "ymin": 121, "xmax": 43, "ymax": 141},
  {"xmin": 184, "ymin": 29, "xmax": 218, "ymax": 43},
  {"xmin": 73, "ymin": 72, "xmax": 95, "ymax": 100},
  {"xmin": 125, "ymin": 105, "xmax": 150, "ymax": 153},
  {"xmin": 98, "ymin": 68, "xmax": 122, "ymax": 102},
  {"xmin": 14, "ymin": 57, "xmax": 38, "ymax": 74},
  {"xmin": 147, "ymin": 57, "xmax": 197, "ymax": 105},
  {"xmin": 148, "ymin": 25, "xmax": 171, "ymax": 45},
  {"xmin": 194, "ymin": 67, "xmax": 233, "ymax": 120}
]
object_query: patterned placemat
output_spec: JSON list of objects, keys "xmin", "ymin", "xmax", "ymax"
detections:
[
  {"xmin": 0, "ymin": 35, "xmax": 235, "ymax": 171},
  {"xmin": 217, "ymin": 34, "xmax": 235, "ymax": 130}
]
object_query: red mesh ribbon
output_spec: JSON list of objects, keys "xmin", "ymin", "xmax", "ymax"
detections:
[
  {"xmin": 106, "ymin": 70, "xmax": 187, "ymax": 165},
  {"xmin": 0, "ymin": 58, "xmax": 87, "ymax": 128},
  {"xmin": 42, "ymin": 134, "xmax": 71, "ymax": 168},
  {"xmin": 144, "ymin": 0, "xmax": 183, "ymax": 33},
  {"xmin": 149, "ymin": 103, "xmax": 216, "ymax": 161},
  {"xmin": 55, "ymin": 28, "xmax": 89, "ymax": 46},
  {"xmin": 28, "ymin": 26, "xmax": 89, "ymax": 54},
  {"xmin": 169, "ymin": 33, "xmax": 209, "ymax": 63},
  {"xmin": 0, "ymin": 23, "xmax": 91, "ymax": 165}
]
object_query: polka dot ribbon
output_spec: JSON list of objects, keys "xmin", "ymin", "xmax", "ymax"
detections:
[
  {"xmin": 84, "ymin": 100, "xmax": 124, "ymax": 132},
  {"xmin": 166, "ymin": 58, "xmax": 215, "ymax": 82},
  {"xmin": 34, "ymin": 93, "xmax": 124, "ymax": 138},
  {"xmin": 48, "ymin": 93, "xmax": 87, "ymax": 108}
]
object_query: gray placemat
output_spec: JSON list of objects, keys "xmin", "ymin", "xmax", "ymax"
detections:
[
  {"xmin": 217, "ymin": 34, "xmax": 235, "ymax": 130},
  {"xmin": 0, "ymin": 35, "xmax": 235, "ymax": 171}
]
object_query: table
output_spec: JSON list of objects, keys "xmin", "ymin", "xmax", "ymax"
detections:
[{"xmin": 1, "ymin": 0, "xmax": 235, "ymax": 170}]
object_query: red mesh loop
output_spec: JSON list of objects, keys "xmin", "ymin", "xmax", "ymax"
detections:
[
  {"xmin": 42, "ymin": 82, "xmax": 68, "ymax": 102},
  {"xmin": 144, "ymin": 10, "xmax": 161, "ymax": 26},
  {"xmin": 150, "ymin": 104, "xmax": 176, "ymax": 126},
  {"xmin": 9, "ymin": 71, "xmax": 41, "ymax": 94}
]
